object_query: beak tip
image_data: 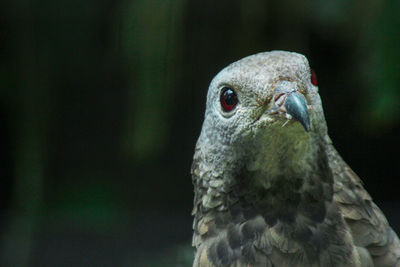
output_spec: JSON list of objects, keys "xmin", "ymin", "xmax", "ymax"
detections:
[
  {"xmin": 283, "ymin": 92, "xmax": 311, "ymax": 133},
  {"xmin": 303, "ymin": 121, "xmax": 311, "ymax": 132}
]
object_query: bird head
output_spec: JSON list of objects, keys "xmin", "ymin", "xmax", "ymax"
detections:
[{"xmin": 197, "ymin": 51, "xmax": 328, "ymax": 178}]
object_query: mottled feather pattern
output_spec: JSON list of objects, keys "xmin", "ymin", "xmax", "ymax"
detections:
[
  {"xmin": 329, "ymin": 144, "xmax": 400, "ymax": 266},
  {"xmin": 192, "ymin": 150, "xmax": 360, "ymax": 266}
]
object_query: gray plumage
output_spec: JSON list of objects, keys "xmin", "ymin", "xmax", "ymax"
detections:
[{"xmin": 191, "ymin": 51, "xmax": 400, "ymax": 267}]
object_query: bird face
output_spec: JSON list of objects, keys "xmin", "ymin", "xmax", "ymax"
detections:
[
  {"xmin": 197, "ymin": 50, "xmax": 328, "ymax": 182},
  {"xmin": 202, "ymin": 51, "xmax": 323, "ymax": 151}
]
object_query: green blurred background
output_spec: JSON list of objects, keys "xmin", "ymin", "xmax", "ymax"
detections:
[{"xmin": 1, "ymin": 0, "xmax": 400, "ymax": 266}]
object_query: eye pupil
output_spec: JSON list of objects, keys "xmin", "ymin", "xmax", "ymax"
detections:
[
  {"xmin": 311, "ymin": 69, "xmax": 318, "ymax": 86},
  {"xmin": 220, "ymin": 88, "xmax": 238, "ymax": 112}
]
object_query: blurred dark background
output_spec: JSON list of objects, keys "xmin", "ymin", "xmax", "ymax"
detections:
[{"xmin": 1, "ymin": 0, "xmax": 399, "ymax": 266}]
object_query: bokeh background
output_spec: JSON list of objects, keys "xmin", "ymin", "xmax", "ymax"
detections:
[{"xmin": 1, "ymin": 0, "xmax": 400, "ymax": 266}]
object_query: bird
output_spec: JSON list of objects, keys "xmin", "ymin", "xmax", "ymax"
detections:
[{"xmin": 191, "ymin": 51, "xmax": 400, "ymax": 267}]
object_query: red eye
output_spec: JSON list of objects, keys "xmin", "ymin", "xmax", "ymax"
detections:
[
  {"xmin": 311, "ymin": 69, "xmax": 318, "ymax": 86},
  {"xmin": 220, "ymin": 87, "xmax": 238, "ymax": 112}
]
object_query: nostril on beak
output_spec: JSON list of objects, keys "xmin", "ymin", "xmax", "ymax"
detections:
[{"xmin": 274, "ymin": 93, "xmax": 287, "ymax": 108}]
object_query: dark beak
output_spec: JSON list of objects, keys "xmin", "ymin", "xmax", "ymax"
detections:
[{"xmin": 284, "ymin": 92, "xmax": 310, "ymax": 132}]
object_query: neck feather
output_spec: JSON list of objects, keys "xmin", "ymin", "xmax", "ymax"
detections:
[{"xmin": 192, "ymin": 132, "xmax": 333, "ymax": 227}]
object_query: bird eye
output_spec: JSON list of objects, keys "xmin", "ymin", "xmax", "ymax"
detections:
[
  {"xmin": 220, "ymin": 87, "xmax": 238, "ymax": 112},
  {"xmin": 311, "ymin": 69, "xmax": 318, "ymax": 86}
]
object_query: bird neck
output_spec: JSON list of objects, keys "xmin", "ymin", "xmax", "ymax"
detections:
[
  {"xmin": 193, "ymin": 134, "xmax": 333, "ymax": 227},
  {"xmin": 241, "ymin": 143, "xmax": 333, "ymax": 225}
]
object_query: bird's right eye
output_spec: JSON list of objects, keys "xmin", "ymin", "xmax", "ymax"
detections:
[
  {"xmin": 220, "ymin": 87, "xmax": 238, "ymax": 112},
  {"xmin": 311, "ymin": 69, "xmax": 318, "ymax": 86}
]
